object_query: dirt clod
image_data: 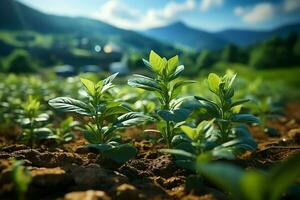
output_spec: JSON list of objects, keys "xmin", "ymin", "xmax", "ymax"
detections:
[{"xmin": 63, "ymin": 190, "xmax": 111, "ymax": 200}]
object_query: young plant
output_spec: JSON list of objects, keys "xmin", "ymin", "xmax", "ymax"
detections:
[
  {"xmin": 49, "ymin": 74, "xmax": 150, "ymax": 163},
  {"xmin": 17, "ymin": 96, "xmax": 51, "ymax": 147},
  {"xmin": 194, "ymin": 72, "xmax": 258, "ymax": 156},
  {"xmin": 197, "ymin": 153, "xmax": 300, "ymax": 200},
  {"xmin": 128, "ymin": 50, "xmax": 195, "ymax": 147},
  {"xmin": 162, "ymin": 72, "xmax": 258, "ymax": 169},
  {"xmin": 250, "ymin": 97, "xmax": 282, "ymax": 136},
  {"xmin": 10, "ymin": 160, "xmax": 32, "ymax": 200},
  {"xmin": 47, "ymin": 116, "xmax": 80, "ymax": 145}
]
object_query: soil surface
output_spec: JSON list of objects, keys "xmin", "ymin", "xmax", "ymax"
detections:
[{"xmin": 0, "ymin": 102, "xmax": 300, "ymax": 200}]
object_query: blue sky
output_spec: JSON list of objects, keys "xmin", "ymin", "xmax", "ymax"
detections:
[{"xmin": 18, "ymin": 0, "xmax": 300, "ymax": 31}]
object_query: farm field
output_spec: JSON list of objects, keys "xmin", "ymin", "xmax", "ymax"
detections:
[
  {"xmin": 0, "ymin": 51, "xmax": 300, "ymax": 200},
  {"xmin": 1, "ymin": 0, "xmax": 300, "ymax": 199}
]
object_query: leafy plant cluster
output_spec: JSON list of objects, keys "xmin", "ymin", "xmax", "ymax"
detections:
[
  {"xmin": 16, "ymin": 96, "xmax": 79, "ymax": 147},
  {"xmin": 161, "ymin": 71, "xmax": 258, "ymax": 170},
  {"xmin": 128, "ymin": 50, "xmax": 195, "ymax": 147},
  {"xmin": 49, "ymin": 73, "xmax": 152, "ymax": 163},
  {"xmin": 1, "ymin": 51, "xmax": 259, "ymax": 163}
]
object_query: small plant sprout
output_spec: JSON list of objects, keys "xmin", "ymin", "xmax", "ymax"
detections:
[
  {"xmin": 17, "ymin": 96, "xmax": 51, "ymax": 147},
  {"xmin": 11, "ymin": 160, "xmax": 32, "ymax": 200},
  {"xmin": 49, "ymin": 116, "xmax": 80, "ymax": 145},
  {"xmin": 128, "ymin": 50, "xmax": 195, "ymax": 147},
  {"xmin": 250, "ymin": 97, "xmax": 282, "ymax": 136},
  {"xmin": 49, "ymin": 74, "xmax": 151, "ymax": 163}
]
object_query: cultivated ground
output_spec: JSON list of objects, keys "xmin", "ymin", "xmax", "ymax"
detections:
[{"xmin": 0, "ymin": 102, "xmax": 300, "ymax": 200}]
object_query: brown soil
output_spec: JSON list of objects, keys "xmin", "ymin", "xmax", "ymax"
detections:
[{"xmin": 0, "ymin": 102, "xmax": 300, "ymax": 200}]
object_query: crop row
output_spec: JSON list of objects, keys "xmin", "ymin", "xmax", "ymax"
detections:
[{"xmin": 1, "ymin": 51, "xmax": 299, "ymax": 200}]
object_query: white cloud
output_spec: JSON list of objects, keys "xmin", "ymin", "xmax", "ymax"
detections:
[
  {"xmin": 93, "ymin": 0, "xmax": 196, "ymax": 30},
  {"xmin": 234, "ymin": 3, "xmax": 276, "ymax": 24},
  {"xmin": 200, "ymin": 0, "xmax": 224, "ymax": 11},
  {"xmin": 235, "ymin": 0, "xmax": 300, "ymax": 24},
  {"xmin": 283, "ymin": 0, "xmax": 300, "ymax": 12},
  {"xmin": 234, "ymin": 6, "xmax": 244, "ymax": 16}
]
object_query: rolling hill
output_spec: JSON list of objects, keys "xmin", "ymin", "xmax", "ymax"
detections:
[
  {"xmin": 143, "ymin": 22, "xmax": 228, "ymax": 50},
  {"xmin": 1, "ymin": 0, "xmax": 299, "ymax": 51},
  {"xmin": 144, "ymin": 21, "xmax": 300, "ymax": 49},
  {"xmin": 0, "ymin": 0, "xmax": 175, "ymax": 52},
  {"xmin": 216, "ymin": 23, "xmax": 300, "ymax": 46}
]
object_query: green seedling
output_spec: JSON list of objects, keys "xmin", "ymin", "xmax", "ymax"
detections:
[
  {"xmin": 250, "ymin": 97, "xmax": 282, "ymax": 136},
  {"xmin": 161, "ymin": 72, "xmax": 258, "ymax": 169},
  {"xmin": 49, "ymin": 73, "xmax": 151, "ymax": 163},
  {"xmin": 11, "ymin": 160, "xmax": 32, "ymax": 200},
  {"xmin": 196, "ymin": 72, "xmax": 258, "ymax": 141},
  {"xmin": 128, "ymin": 50, "xmax": 195, "ymax": 147},
  {"xmin": 45, "ymin": 116, "xmax": 80, "ymax": 145},
  {"xmin": 197, "ymin": 153, "xmax": 300, "ymax": 200},
  {"xmin": 17, "ymin": 96, "xmax": 51, "ymax": 147}
]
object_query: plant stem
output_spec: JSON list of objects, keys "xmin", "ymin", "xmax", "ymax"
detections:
[
  {"xmin": 29, "ymin": 118, "xmax": 34, "ymax": 148},
  {"xmin": 166, "ymin": 121, "xmax": 171, "ymax": 148}
]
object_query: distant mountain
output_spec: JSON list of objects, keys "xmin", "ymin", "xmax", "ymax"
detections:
[
  {"xmin": 0, "ymin": 0, "xmax": 175, "ymax": 52},
  {"xmin": 144, "ymin": 21, "xmax": 300, "ymax": 49},
  {"xmin": 272, "ymin": 22, "xmax": 300, "ymax": 36},
  {"xmin": 215, "ymin": 29, "xmax": 269, "ymax": 46},
  {"xmin": 143, "ymin": 22, "xmax": 228, "ymax": 50},
  {"xmin": 1, "ymin": 0, "xmax": 299, "ymax": 52},
  {"xmin": 216, "ymin": 23, "xmax": 300, "ymax": 46}
]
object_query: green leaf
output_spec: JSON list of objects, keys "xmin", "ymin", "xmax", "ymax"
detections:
[
  {"xmin": 240, "ymin": 171, "xmax": 266, "ymax": 200},
  {"xmin": 232, "ymin": 105, "xmax": 242, "ymax": 114},
  {"xmin": 128, "ymin": 76, "xmax": 162, "ymax": 92},
  {"xmin": 268, "ymin": 153, "xmax": 300, "ymax": 200},
  {"xmin": 232, "ymin": 114, "xmax": 260, "ymax": 124},
  {"xmin": 158, "ymin": 108, "xmax": 191, "ymax": 122},
  {"xmin": 60, "ymin": 116, "xmax": 74, "ymax": 129},
  {"xmin": 62, "ymin": 133, "xmax": 75, "ymax": 143},
  {"xmin": 149, "ymin": 50, "xmax": 166, "ymax": 73},
  {"xmin": 49, "ymin": 97, "xmax": 92, "ymax": 116},
  {"xmin": 113, "ymin": 112, "xmax": 150, "ymax": 128},
  {"xmin": 194, "ymin": 97, "xmax": 220, "ymax": 118},
  {"xmin": 95, "ymin": 81, "xmax": 103, "ymax": 91},
  {"xmin": 86, "ymin": 143, "xmax": 112, "ymax": 152},
  {"xmin": 34, "ymin": 127, "xmax": 53, "ymax": 139},
  {"xmin": 194, "ymin": 96, "xmax": 212, "ymax": 102},
  {"xmin": 197, "ymin": 162, "xmax": 245, "ymax": 199},
  {"xmin": 171, "ymin": 80, "xmax": 196, "ymax": 99},
  {"xmin": 211, "ymin": 137, "xmax": 256, "ymax": 160},
  {"xmin": 211, "ymin": 148, "xmax": 236, "ymax": 160},
  {"xmin": 104, "ymin": 105, "xmax": 131, "ymax": 117},
  {"xmin": 104, "ymin": 144, "xmax": 137, "ymax": 163},
  {"xmin": 35, "ymin": 113, "xmax": 49, "ymax": 122},
  {"xmin": 101, "ymin": 73, "xmax": 118, "ymax": 93},
  {"xmin": 228, "ymin": 73, "xmax": 237, "ymax": 88},
  {"xmin": 207, "ymin": 73, "xmax": 221, "ymax": 92},
  {"xmin": 103, "ymin": 72, "xmax": 118, "ymax": 85},
  {"xmin": 231, "ymin": 99, "xmax": 250, "ymax": 108},
  {"xmin": 82, "ymin": 130, "xmax": 102, "ymax": 144},
  {"xmin": 173, "ymin": 80, "xmax": 196, "ymax": 90},
  {"xmin": 167, "ymin": 55, "xmax": 179, "ymax": 75},
  {"xmin": 142, "ymin": 59, "xmax": 153, "ymax": 71},
  {"xmin": 181, "ymin": 125, "xmax": 196, "ymax": 140},
  {"xmin": 80, "ymin": 78, "xmax": 95, "ymax": 96},
  {"xmin": 11, "ymin": 160, "xmax": 32, "ymax": 196},
  {"xmin": 169, "ymin": 65, "xmax": 184, "ymax": 81},
  {"xmin": 160, "ymin": 149, "xmax": 196, "ymax": 159}
]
